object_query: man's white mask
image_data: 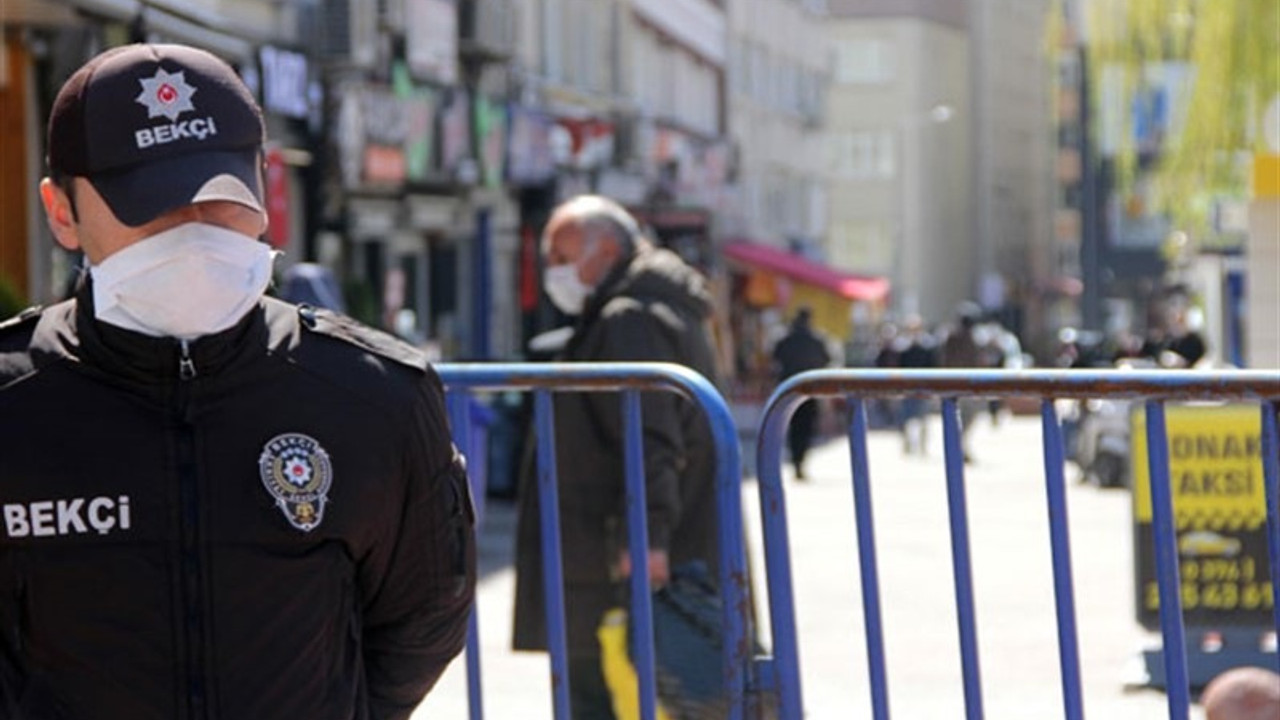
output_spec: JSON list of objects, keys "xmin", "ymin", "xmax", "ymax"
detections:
[
  {"xmin": 542, "ymin": 262, "xmax": 594, "ymax": 316},
  {"xmin": 91, "ymin": 222, "xmax": 275, "ymax": 340}
]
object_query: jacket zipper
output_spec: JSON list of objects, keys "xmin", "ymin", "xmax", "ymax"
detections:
[{"xmin": 175, "ymin": 340, "xmax": 206, "ymax": 719}]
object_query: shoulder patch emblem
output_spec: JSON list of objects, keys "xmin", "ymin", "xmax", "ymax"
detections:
[{"xmin": 258, "ymin": 433, "xmax": 333, "ymax": 532}]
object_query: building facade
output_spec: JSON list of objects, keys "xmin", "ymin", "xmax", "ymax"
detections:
[
  {"xmin": 969, "ymin": 0, "xmax": 1054, "ymax": 343},
  {"xmin": 1048, "ymin": 0, "xmax": 1087, "ymax": 340},
  {"xmin": 825, "ymin": 0, "xmax": 1055, "ymax": 348},
  {"xmin": 824, "ymin": 0, "xmax": 972, "ymax": 325},
  {"xmin": 724, "ymin": 0, "xmax": 829, "ymax": 246}
]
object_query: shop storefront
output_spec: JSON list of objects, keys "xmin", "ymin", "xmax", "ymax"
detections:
[
  {"xmin": 722, "ymin": 239, "xmax": 890, "ymax": 397},
  {"xmin": 333, "ymin": 70, "xmax": 464, "ymax": 348}
]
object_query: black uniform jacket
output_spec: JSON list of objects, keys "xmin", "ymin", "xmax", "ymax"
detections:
[{"xmin": 0, "ymin": 288, "xmax": 476, "ymax": 720}]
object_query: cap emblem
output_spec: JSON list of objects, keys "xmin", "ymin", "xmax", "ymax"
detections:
[
  {"xmin": 259, "ymin": 433, "xmax": 333, "ymax": 532},
  {"xmin": 135, "ymin": 68, "xmax": 197, "ymax": 121}
]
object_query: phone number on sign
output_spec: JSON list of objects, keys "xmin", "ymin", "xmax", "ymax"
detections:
[{"xmin": 1144, "ymin": 580, "xmax": 1274, "ymax": 612}]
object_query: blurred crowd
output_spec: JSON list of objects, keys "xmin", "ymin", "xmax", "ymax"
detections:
[{"xmin": 1050, "ymin": 308, "xmax": 1208, "ymax": 370}]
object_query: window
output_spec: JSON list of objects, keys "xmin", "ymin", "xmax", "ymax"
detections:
[
  {"xmin": 832, "ymin": 131, "xmax": 895, "ymax": 180},
  {"xmin": 831, "ymin": 221, "xmax": 892, "ymax": 270},
  {"xmin": 731, "ymin": 39, "xmax": 750, "ymax": 96},
  {"xmin": 834, "ymin": 39, "xmax": 893, "ymax": 85},
  {"xmin": 751, "ymin": 46, "xmax": 768, "ymax": 104}
]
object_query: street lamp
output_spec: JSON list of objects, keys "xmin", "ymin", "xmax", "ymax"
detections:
[{"xmin": 893, "ymin": 102, "xmax": 955, "ymax": 318}]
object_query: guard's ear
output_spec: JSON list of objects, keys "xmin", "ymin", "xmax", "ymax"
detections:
[{"xmin": 40, "ymin": 178, "xmax": 82, "ymax": 252}]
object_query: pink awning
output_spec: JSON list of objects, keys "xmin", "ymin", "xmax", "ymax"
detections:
[{"xmin": 722, "ymin": 240, "xmax": 890, "ymax": 303}]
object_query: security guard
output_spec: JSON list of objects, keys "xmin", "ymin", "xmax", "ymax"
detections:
[{"xmin": 0, "ymin": 44, "xmax": 475, "ymax": 719}]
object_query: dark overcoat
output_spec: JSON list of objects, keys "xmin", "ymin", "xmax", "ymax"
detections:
[{"xmin": 512, "ymin": 242, "xmax": 721, "ymax": 656}]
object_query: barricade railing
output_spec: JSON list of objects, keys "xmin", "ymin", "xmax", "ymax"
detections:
[
  {"xmin": 436, "ymin": 362, "xmax": 757, "ymax": 720},
  {"xmin": 756, "ymin": 369, "xmax": 1280, "ymax": 720}
]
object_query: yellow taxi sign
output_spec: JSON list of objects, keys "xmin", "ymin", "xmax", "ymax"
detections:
[{"xmin": 1132, "ymin": 404, "xmax": 1268, "ymax": 528}]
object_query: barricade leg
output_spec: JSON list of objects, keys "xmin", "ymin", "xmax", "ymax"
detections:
[
  {"xmin": 1262, "ymin": 402, "xmax": 1280, "ymax": 652},
  {"xmin": 535, "ymin": 391, "xmax": 574, "ymax": 719},
  {"xmin": 846, "ymin": 397, "xmax": 890, "ymax": 720},
  {"xmin": 756, "ymin": 397, "xmax": 806, "ymax": 720},
  {"xmin": 622, "ymin": 391, "xmax": 659, "ymax": 720},
  {"xmin": 941, "ymin": 398, "xmax": 985, "ymax": 720},
  {"xmin": 447, "ymin": 391, "xmax": 485, "ymax": 720},
  {"xmin": 1144, "ymin": 401, "xmax": 1191, "ymax": 719},
  {"xmin": 1040, "ymin": 400, "xmax": 1084, "ymax": 720}
]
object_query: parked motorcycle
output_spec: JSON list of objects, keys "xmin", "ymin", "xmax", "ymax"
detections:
[{"xmin": 1059, "ymin": 396, "xmax": 1131, "ymax": 488}]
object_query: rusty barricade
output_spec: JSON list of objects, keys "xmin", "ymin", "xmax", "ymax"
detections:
[
  {"xmin": 755, "ymin": 368, "xmax": 1280, "ymax": 720},
  {"xmin": 436, "ymin": 362, "xmax": 763, "ymax": 720}
]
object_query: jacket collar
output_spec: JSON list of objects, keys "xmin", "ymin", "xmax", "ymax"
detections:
[
  {"xmin": 63, "ymin": 277, "xmax": 268, "ymax": 383},
  {"xmin": 575, "ymin": 239, "xmax": 648, "ymax": 327}
]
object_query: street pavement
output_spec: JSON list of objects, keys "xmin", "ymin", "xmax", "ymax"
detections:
[{"xmin": 415, "ymin": 410, "xmax": 1207, "ymax": 719}]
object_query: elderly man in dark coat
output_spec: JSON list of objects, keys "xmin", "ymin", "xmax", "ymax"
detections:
[{"xmin": 512, "ymin": 196, "xmax": 721, "ymax": 719}]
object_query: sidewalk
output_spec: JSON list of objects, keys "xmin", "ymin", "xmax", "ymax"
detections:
[{"xmin": 416, "ymin": 413, "xmax": 1207, "ymax": 719}]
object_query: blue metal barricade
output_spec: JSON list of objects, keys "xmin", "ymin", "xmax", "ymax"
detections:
[
  {"xmin": 755, "ymin": 369, "xmax": 1280, "ymax": 720},
  {"xmin": 437, "ymin": 362, "xmax": 758, "ymax": 720}
]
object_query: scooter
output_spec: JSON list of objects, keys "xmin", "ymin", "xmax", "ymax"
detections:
[{"xmin": 1077, "ymin": 397, "xmax": 1132, "ymax": 488}]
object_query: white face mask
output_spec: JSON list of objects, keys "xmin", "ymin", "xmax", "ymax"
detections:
[
  {"xmin": 90, "ymin": 222, "xmax": 276, "ymax": 340},
  {"xmin": 543, "ymin": 262, "xmax": 593, "ymax": 315}
]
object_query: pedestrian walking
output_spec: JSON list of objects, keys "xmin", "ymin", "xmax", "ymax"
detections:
[
  {"xmin": 0, "ymin": 43, "xmax": 475, "ymax": 720},
  {"xmin": 870, "ymin": 321, "xmax": 901, "ymax": 429},
  {"xmin": 772, "ymin": 307, "xmax": 832, "ymax": 479},
  {"xmin": 1163, "ymin": 308, "xmax": 1208, "ymax": 368},
  {"xmin": 939, "ymin": 301, "xmax": 987, "ymax": 463},
  {"xmin": 512, "ymin": 195, "xmax": 721, "ymax": 719},
  {"xmin": 896, "ymin": 314, "xmax": 937, "ymax": 455}
]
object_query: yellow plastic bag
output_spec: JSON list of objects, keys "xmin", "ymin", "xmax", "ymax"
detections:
[{"xmin": 598, "ymin": 608, "xmax": 674, "ymax": 720}]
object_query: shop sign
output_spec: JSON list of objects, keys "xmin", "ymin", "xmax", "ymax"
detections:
[
  {"xmin": 360, "ymin": 87, "xmax": 409, "ymax": 147},
  {"xmin": 393, "ymin": 64, "xmax": 438, "ymax": 182},
  {"xmin": 556, "ymin": 117, "xmax": 614, "ymax": 170},
  {"xmin": 440, "ymin": 89, "xmax": 471, "ymax": 177},
  {"xmin": 507, "ymin": 106, "xmax": 556, "ymax": 185},
  {"xmin": 406, "ymin": 0, "xmax": 458, "ymax": 84},
  {"xmin": 1131, "ymin": 404, "xmax": 1274, "ymax": 629},
  {"xmin": 335, "ymin": 91, "xmax": 364, "ymax": 189},
  {"xmin": 260, "ymin": 46, "xmax": 309, "ymax": 119},
  {"xmin": 337, "ymin": 82, "xmax": 424, "ymax": 188},
  {"xmin": 264, "ymin": 148, "xmax": 291, "ymax": 248},
  {"xmin": 364, "ymin": 145, "xmax": 407, "ymax": 184},
  {"xmin": 360, "ymin": 87, "xmax": 409, "ymax": 185},
  {"xmin": 402, "ymin": 93, "xmax": 437, "ymax": 182},
  {"xmin": 476, "ymin": 97, "xmax": 507, "ymax": 188}
]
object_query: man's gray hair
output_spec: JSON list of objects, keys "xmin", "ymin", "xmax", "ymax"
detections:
[{"xmin": 556, "ymin": 195, "xmax": 641, "ymax": 252}]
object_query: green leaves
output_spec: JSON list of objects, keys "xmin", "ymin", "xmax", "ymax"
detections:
[{"xmin": 1084, "ymin": 0, "xmax": 1278, "ymax": 234}]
